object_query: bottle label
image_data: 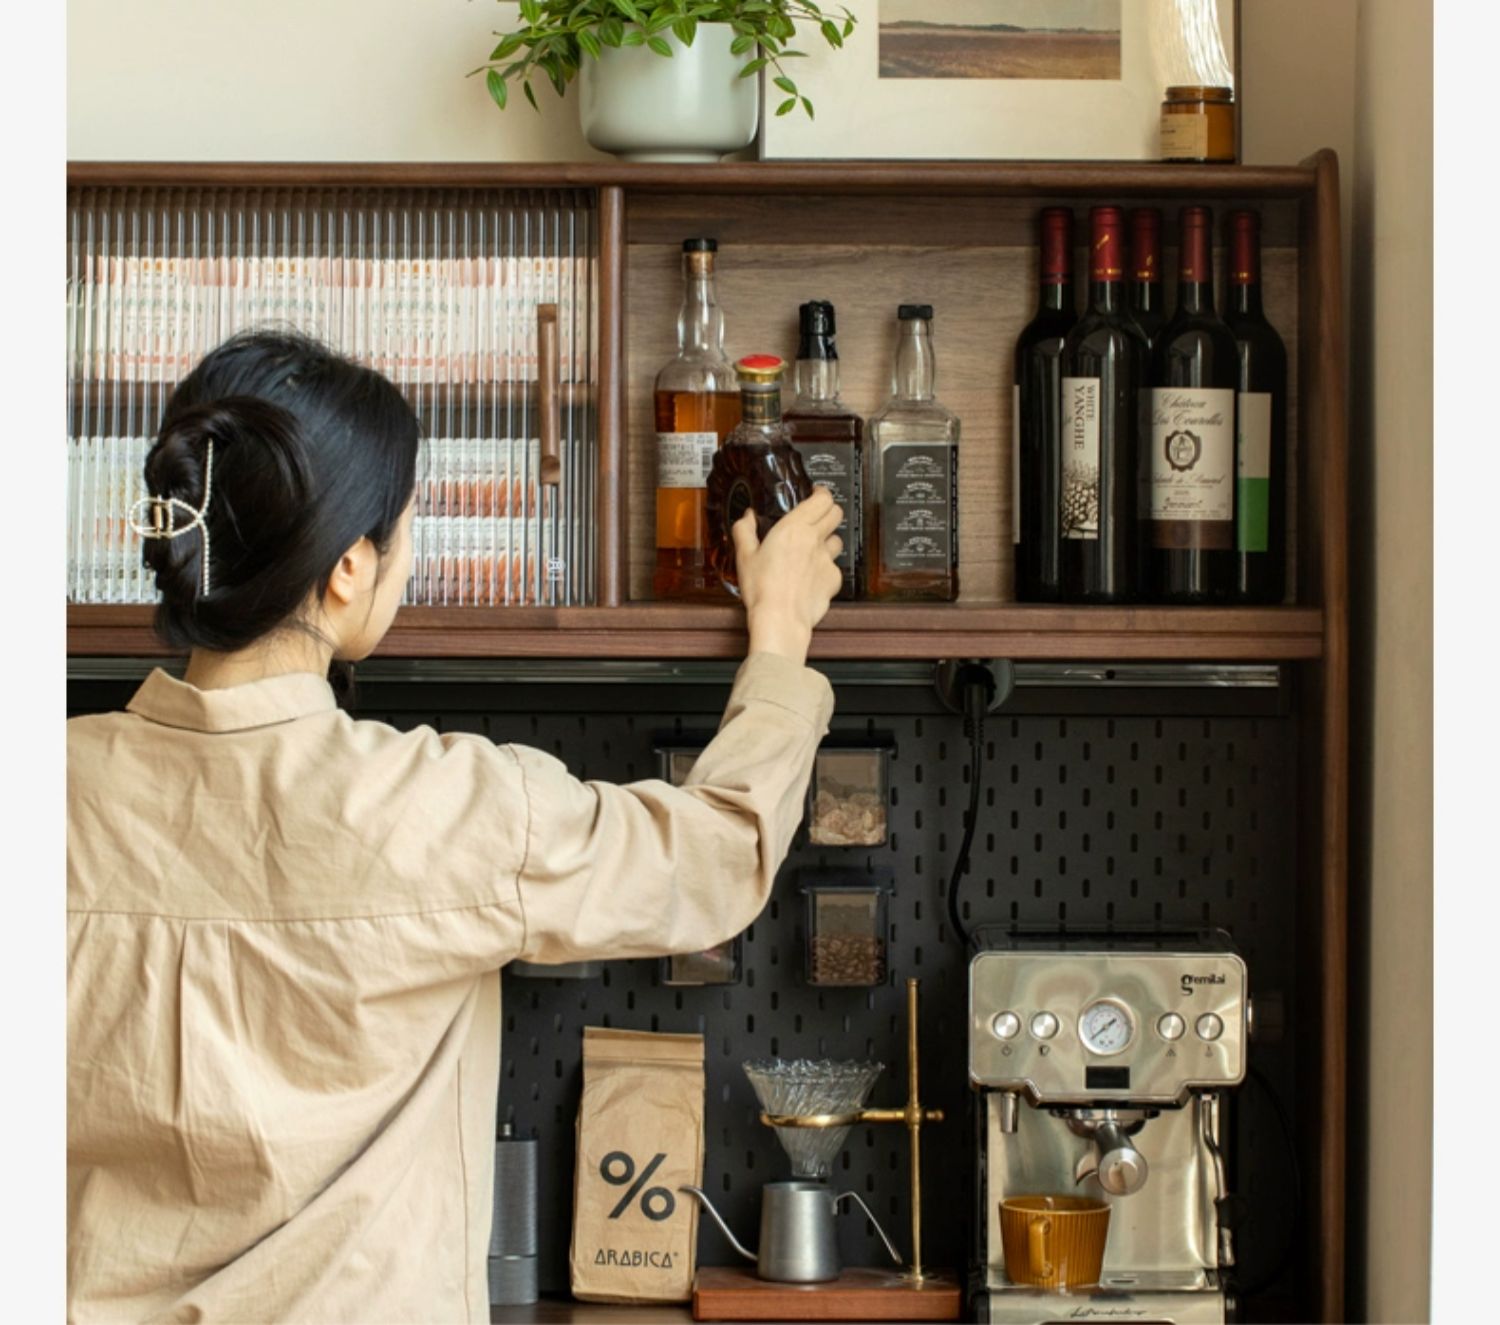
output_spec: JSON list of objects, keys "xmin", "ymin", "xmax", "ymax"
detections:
[
  {"xmin": 794, "ymin": 441, "xmax": 860, "ymax": 578},
  {"xmin": 1160, "ymin": 114, "xmax": 1209, "ymax": 160},
  {"xmin": 656, "ymin": 432, "xmax": 718, "ymax": 489},
  {"xmin": 1061, "ymin": 377, "xmax": 1101, "ymax": 541},
  {"xmin": 880, "ymin": 443, "xmax": 956, "ymax": 572},
  {"xmin": 1237, "ymin": 391, "xmax": 1272, "ymax": 552},
  {"xmin": 1149, "ymin": 387, "xmax": 1235, "ymax": 547},
  {"xmin": 1011, "ymin": 385, "xmax": 1021, "ymax": 544}
]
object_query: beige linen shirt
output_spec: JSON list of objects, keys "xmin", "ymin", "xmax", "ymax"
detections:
[{"xmin": 67, "ymin": 653, "xmax": 834, "ymax": 1324}]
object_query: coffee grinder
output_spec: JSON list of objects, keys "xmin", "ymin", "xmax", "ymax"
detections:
[{"xmin": 968, "ymin": 932, "xmax": 1250, "ymax": 1323}]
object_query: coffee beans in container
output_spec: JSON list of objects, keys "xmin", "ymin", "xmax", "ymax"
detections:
[{"xmin": 800, "ymin": 869, "xmax": 894, "ymax": 988}]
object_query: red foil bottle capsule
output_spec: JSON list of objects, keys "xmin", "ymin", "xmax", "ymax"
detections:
[{"xmin": 705, "ymin": 355, "xmax": 814, "ymax": 597}]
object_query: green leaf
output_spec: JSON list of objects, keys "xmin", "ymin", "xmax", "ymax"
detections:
[
  {"xmin": 486, "ymin": 68, "xmax": 508, "ymax": 110},
  {"xmin": 523, "ymin": 79, "xmax": 540, "ymax": 111},
  {"xmin": 519, "ymin": 0, "xmax": 542, "ymax": 25},
  {"xmin": 820, "ymin": 19, "xmax": 843, "ymax": 48},
  {"xmin": 490, "ymin": 32, "xmax": 526, "ymax": 62},
  {"xmin": 843, "ymin": 18, "xmax": 855, "ymax": 38},
  {"xmin": 599, "ymin": 17, "xmax": 625, "ymax": 46},
  {"xmin": 776, "ymin": 96, "xmax": 796, "ymax": 116},
  {"xmin": 738, "ymin": 55, "xmax": 768, "ymax": 78},
  {"xmin": 622, "ymin": 28, "xmax": 646, "ymax": 46},
  {"xmin": 671, "ymin": 18, "xmax": 697, "ymax": 46},
  {"xmin": 773, "ymin": 75, "xmax": 796, "ymax": 94},
  {"xmin": 646, "ymin": 35, "xmax": 674, "ymax": 57},
  {"xmin": 578, "ymin": 28, "xmax": 602, "ymax": 59},
  {"xmin": 729, "ymin": 33, "xmax": 754, "ymax": 55},
  {"xmin": 801, "ymin": 96, "xmax": 814, "ymax": 119},
  {"xmin": 615, "ymin": 0, "xmax": 643, "ymax": 21}
]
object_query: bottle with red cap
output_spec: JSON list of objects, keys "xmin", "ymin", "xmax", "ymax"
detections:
[
  {"xmin": 1147, "ymin": 205, "xmax": 1240, "ymax": 603},
  {"xmin": 1224, "ymin": 208, "xmax": 1288, "ymax": 603},
  {"xmin": 1057, "ymin": 205, "xmax": 1150, "ymax": 602},
  {"xmin": 1014, "ymin": 207, "xmax": 1077, "ymax": 602},
  {"xmin": 705, "ymin": 354, "xmax": 814, "ymax": 597},
  {"xmin": 1127, "ymin": 208, "xmax": 1167, "ymax": 352}
]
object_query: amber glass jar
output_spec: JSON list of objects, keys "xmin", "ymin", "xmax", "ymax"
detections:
[{"xmin": 1160, "ymin": 86, "xmax": 1235, "ymax": 163}]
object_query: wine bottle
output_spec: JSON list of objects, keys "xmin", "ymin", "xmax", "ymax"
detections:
[
  {"xmin": 1128, "ymin": 207, "xmax": 1166, "ymax": 351},
  {"xmin": 1058, "ymin": 206, "xmax": 1149, "ymax": 602},
  {"xmin": 1014, "ymin": 207, "xmax": 1076, "ymax": 601},
  {"xmin": 653, "ymin": 239, "xmax": 740, "ymax": 601},
  {"xmin": 1225, "ymin": 209, "xmax": 1289, "ymax": 603},
  {"xmin": 1147, "ymin": 206, "xmax": 1238, "ymax": 603}
]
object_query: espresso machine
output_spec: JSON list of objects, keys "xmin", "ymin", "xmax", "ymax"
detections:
[{"xmin": 968, "ymin": 932, "xmax": 1249, "ymax": 1323}]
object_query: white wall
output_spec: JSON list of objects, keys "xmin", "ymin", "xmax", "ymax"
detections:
[{"xmin": 68, "ymin": 3, "xmax": 1435, "ymax": 1318}]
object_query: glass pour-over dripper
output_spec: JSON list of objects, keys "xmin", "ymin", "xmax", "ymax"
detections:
[{"xmin": 742, "ymin": 1057, "xmax": 885, "ymax": 1179}]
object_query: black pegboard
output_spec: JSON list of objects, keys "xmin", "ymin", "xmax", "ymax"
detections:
[{"xmin": 66, "ymin": 664, "xmax": 1302, "ymax": 1308}]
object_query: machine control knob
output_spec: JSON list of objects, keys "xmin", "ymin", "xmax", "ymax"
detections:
[
  {"xmin": 1196, "ymin": 1013, "xmax": 1225, "ymax": 1041},
  {"xmin": 1030, "ymin": 1011, "xmax": 1060, "ymax": 1041},
  {"xmin": 1097, "ymin": 1144, "xmax": 1149, "ymax": 1196},
  {"xmin": 1157, "ymin": 1012, "xmax": 1186, "ymax": 1040},
  {"xmin": 991, "ymin": 1011, "xmax": 1021, "ymax": 1040}
]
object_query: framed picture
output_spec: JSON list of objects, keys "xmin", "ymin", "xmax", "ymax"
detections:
[{"xmin": 760, "ymin": 0, "xmax": 1239, "ymax": 161}]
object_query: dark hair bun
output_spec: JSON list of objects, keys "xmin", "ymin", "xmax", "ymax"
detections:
[{"xmin": 142, "ymin": 332, "xmax": 418, "ymax": 653}]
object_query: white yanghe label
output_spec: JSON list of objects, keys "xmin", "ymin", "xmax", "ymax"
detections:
[
  {"xmin": 1149, "ymin": 387, "xmax": 1235, "ymax": 523},
  {"xmin": 1061, "ymin": 377, "xmax": 1101, "ymax": 540},
  {"xmin": 1011, "ymin": 384, "xmax": 1021, "ymax": 543},
  {"xmin": 655, "ymin": 432, "xmax": 718, "ymax": 489}
]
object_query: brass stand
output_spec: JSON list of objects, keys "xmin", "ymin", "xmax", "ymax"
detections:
[{"xmin": 759, "ymin": 977, "xmax": 944, "ymax": 1283}]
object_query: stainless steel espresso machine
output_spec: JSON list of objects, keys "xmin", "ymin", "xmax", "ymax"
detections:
[{"xmin": 968, "ymin": 932, "xmax": 1250, "ymax": 1323}]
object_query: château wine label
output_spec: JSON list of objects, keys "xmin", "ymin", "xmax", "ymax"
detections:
[
  {"xmin": 879, "ymin": 443, "xmax": 957, "ymax": 572},
  {"xmin": 655, "ymin": 432, "xmax": 717, "ymax": 489},
  {"xmin": 1149, "ymin": 387, "xmax": 1235, "ymax": 548},
  {"xmin": 1061, "ymin": 377, "xmax": 1101, "ymax": 540},
  {"xmin": 1236, "ymin": 391, "xmax": 1272, "ymax": 553}
]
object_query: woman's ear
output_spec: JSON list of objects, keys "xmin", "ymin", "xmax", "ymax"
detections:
[{"xmin": 324, "ymin": 535, "xmax": 378, "ymax": 609}]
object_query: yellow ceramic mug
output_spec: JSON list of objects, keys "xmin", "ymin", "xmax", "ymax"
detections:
[{"xmin": 999, "ymin": 1195, "xmax": 1111, "ymax": 1289}]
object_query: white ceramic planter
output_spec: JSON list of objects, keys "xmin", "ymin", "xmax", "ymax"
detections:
[{"xmin": 577, "ymin": 24, "xmax": 759, "ymax": 162}]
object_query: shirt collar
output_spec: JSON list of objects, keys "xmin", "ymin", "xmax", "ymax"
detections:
[{"xmin": 126, "ymin": 668, "xmax": 338, "ymax": 734}]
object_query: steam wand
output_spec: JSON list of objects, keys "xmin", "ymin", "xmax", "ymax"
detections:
[{"xmin": 759, "ymin": 977, "xmax": 943, "ymax": 1283}]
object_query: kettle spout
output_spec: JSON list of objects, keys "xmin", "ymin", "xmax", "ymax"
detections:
[{"xmin": 679, "ymin": 1185, "xmax": 758, "ymax": 1264}]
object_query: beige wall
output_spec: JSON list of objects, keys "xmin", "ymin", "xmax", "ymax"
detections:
[{"xmin": 69, "ymin": 2, "xmax": 1434, "ymax": 1319}]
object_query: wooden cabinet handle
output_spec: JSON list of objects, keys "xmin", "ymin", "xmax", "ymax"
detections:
[{"xmin": 537, "ymin": 302, "xmax": 561, "ymax": 487}]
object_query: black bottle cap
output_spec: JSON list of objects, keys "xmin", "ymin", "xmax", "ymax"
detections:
[
  {"xmin": 682, "ymin": 238, "xmax": 718, "ymax": 252},
  {"xmin": 798, "ymin": 301, "xmax": 838, "ymax": 360},
  {"xmin": 898, "ymin": 303, "xmax": 934, "ymax": 321}
]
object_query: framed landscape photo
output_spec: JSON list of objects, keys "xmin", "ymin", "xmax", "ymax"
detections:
[{"xmin": 759, "ymin": 0, "xmax": 1239, "ymax": 161}]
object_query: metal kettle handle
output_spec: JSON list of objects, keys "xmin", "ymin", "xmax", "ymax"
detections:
[{"xmin": 834, "ymin": 1190, "xmax": 903, "ymax": 1267}]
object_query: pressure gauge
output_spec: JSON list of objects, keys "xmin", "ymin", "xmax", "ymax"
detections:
[{"xmin": 1078, "ymin": 999, "xmax": 1135, "ymax": 1056}]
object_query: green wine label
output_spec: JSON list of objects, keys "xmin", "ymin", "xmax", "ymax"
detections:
[{"xmin": 1236, "ymin": 391, "xmax": 1271, "ymax": 553}]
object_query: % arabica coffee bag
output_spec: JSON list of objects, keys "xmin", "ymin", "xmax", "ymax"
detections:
[{"xmin": 569, "ymin": 1027, "xmax": 705, "ymax": 1303}]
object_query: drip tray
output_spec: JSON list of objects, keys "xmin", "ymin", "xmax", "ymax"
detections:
[{"xmin": 980, "ymin": 1269, "xmax": 1224, "ymax": 1325}]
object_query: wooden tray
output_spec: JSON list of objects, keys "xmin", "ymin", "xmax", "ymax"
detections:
[{"xmin": 691, "ymin": 1266, "xmax": 964, "ymax": 1322}]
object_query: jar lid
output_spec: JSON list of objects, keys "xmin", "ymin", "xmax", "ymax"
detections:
[
  {"xmin": 1165, "ymin": 85, "xmax": 1234, "ymax": 102},
  {"xmin": 898, "ymin": 303, "xmax": 934, "ymax": 321},
  {"xmin": 798, "ymin": 866, "xmax": 895, "ymax": 895},
  {"xmin": 737, "ymin": 354, "xmax": 784, "ymax": 382},
  {"xmin": 683, "ymin": 237, "xmax": 718, "ymax": 252}
]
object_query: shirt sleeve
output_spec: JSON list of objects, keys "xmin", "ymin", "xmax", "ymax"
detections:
[{"xmin": 508, "ymin": 652, "xmax": 835, "ymax": 964}]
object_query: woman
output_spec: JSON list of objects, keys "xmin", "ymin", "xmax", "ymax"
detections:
[{"xmin": 67, "ymin": 331, "xmax": 844, "ymax": 1323}]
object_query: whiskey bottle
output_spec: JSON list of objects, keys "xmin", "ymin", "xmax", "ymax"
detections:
[
  {"xmin": 705, "ymin": 356, "xmax": 814, "ymax": 598},
  {"xmin": 653, "ymin": 238, "xmax": 740, "ymax": 600},
  {"xmin": 783, "ymin": 301, "xmax": 863, "ymax": 600},
  {"xmin": 866, "ymin": 305, "xmax": 960, "ymax": 602}
]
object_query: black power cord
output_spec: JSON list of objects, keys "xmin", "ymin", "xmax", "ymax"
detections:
[{"xmin": 944, "ymin": 663, "xmax": 997, "ymax": 949}]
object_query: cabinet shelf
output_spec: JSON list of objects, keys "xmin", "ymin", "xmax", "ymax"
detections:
[{"xmin": 67, "ymin": 602, "xmax": 1323, "ymax": 662}]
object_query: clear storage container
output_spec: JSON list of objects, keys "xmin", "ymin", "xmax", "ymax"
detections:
[
  {"xmin": 809, "ymin": 747, "xmax": 890, "ymax": 847},
  {"xmin": 800, "ymin": 869, "xmax": 893, "ymax": 987}
]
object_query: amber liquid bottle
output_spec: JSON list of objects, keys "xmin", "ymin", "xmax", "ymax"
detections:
[
  {"xmin": 783, "ymin": 301, "xmax": 863, "ymax": 600},
  {"xmin": 705, "ymin": 356, "xmax": 814, "ymax": 597},
  {"xmin": 653, "ymin": 239, "xmax": 740, "ymax": 600},
  {"xmin": 1225, "ymin": 209, "xmax": 1288, "ymax": 603},
  {"xmin": 866, "ymin": 305, "xmax": 960, "ymax": 602},
  {"xmin": 1148, "ymin": 206, "xmax": 1239, "ymax": 602}
]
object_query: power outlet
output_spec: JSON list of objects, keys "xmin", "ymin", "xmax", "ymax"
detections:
[{"xmin": 933, "ymin": 659, "xmax": 1015, "ymax": 716}]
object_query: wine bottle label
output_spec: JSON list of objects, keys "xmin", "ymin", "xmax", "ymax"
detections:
[
  {"xmin": 656, "ymin": 431, "xmax": 718, "ymax": 489},
  {"xmin": 879, "ymin": 443, "xmax": 957, "ymax": 572},
  {"xmin": 1011, "ymin": 385, "xmax": 1021, "ymax": 544},
  {"xmin": 1160, "ymin": 115, "xmax": 1209, "ymax": 160},
  {"xmin": 794, "ymin": 441, "xmax": 860, "ymax": 578},
  {"xmin": 1149, "ymin": 387, "xmax": 1235, "ymax": 548},
  {"xmin": 1237, "ymin": 391, "xmax": 1272, "ymax": 553},
  {"xmin": 1061, "ymin": 377, "xmax": 1101, "ymax": 541}
]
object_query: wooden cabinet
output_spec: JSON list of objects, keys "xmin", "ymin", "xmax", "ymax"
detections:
[{"xmin": 63, "ymin": 155, "xmax": 1348, "ymax": 1320}]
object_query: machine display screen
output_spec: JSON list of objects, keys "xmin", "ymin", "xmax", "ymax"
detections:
[{"xmin": 1085, "ymin": 1066, "xmax": 1131, "ymax": 1091}]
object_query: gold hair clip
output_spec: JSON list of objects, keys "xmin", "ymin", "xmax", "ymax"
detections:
[{"xmin": 129, "ymin": 438, "xmax": 215, "ymax": 596}]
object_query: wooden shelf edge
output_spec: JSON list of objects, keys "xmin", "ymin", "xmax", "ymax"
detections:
[
  {"xmin": 67, "ymin": 159, "xmax": 1317, "ymax": 198},
  {"xmin": 68, "ymin": 604, "xmax": 1325, "ymax": 662}
]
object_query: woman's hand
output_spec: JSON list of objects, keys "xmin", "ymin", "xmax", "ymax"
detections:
[{"xmin": 733, "ymin": 488, "xmax": 845, "ymax": 666}]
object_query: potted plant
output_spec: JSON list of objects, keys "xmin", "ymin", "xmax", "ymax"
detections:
[{"xmin": 473, "ymin": 1, "xmax": 857, "ymax": 162}]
